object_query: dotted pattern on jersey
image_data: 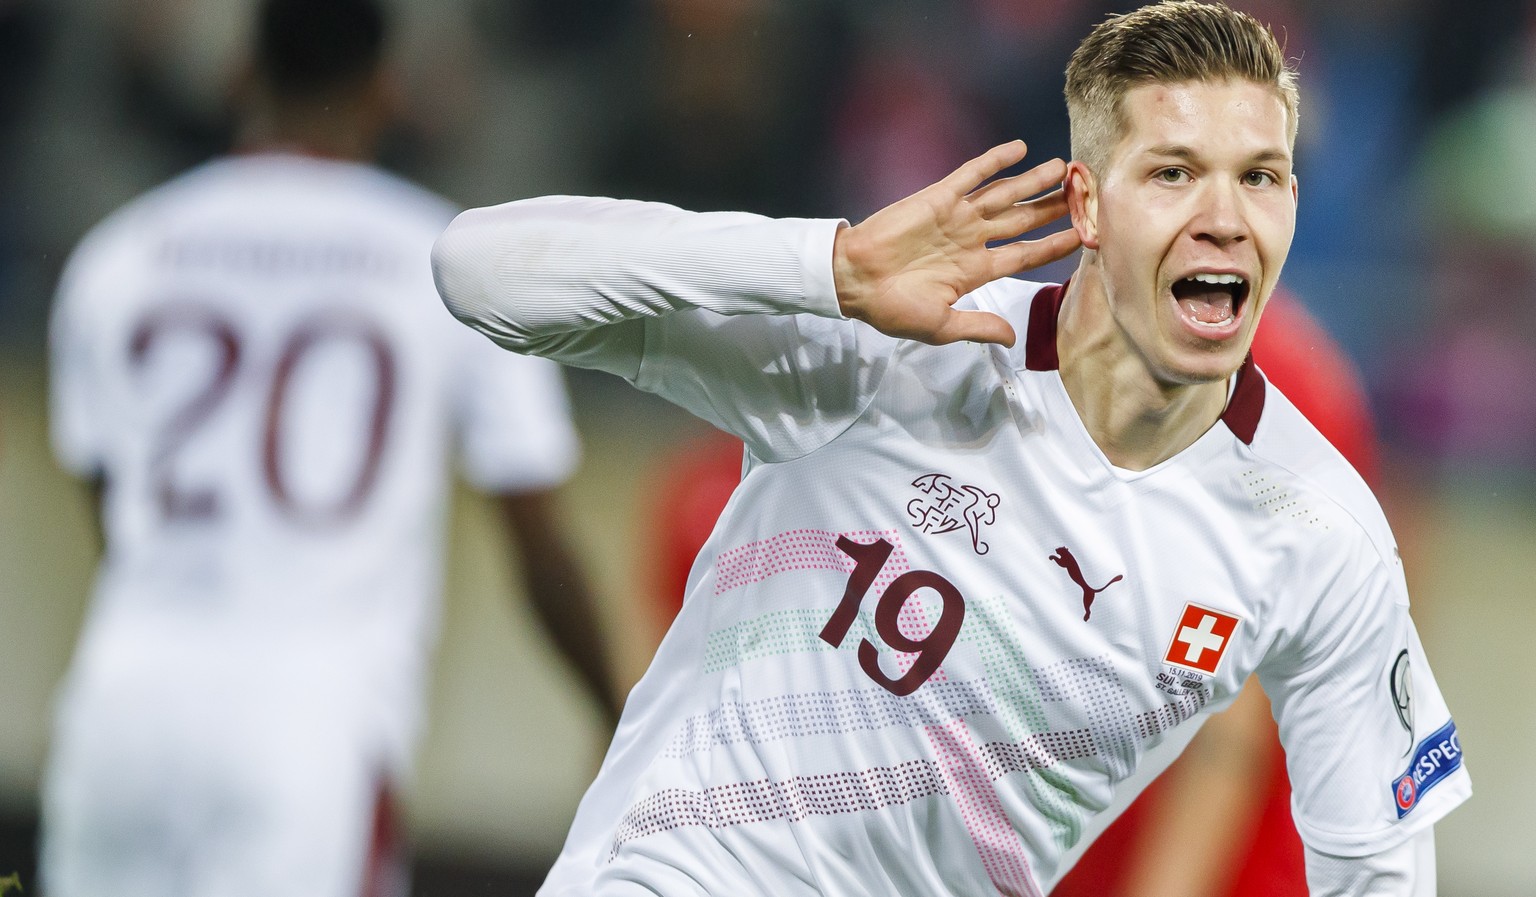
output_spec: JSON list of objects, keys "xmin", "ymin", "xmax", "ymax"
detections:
[
  {"xmin": 1134, "ymin": 689, "xmax": 1209, "ymax": 740},
  {"xmin": 689, "ymin": 590, "xmax": 1119, "ymax": 854},
  {"xmin": 608, "ymin": 760, "xmax": 944, "ymax": 862},
  {"xmin": 609, "ymin": 727, "xmax": 1100, "ymax": 865},
  {"xmin": 701, "ymin": 526, "xmax": 943, "ymax": 681},
  {"xmin": 662, "ymin": 679, "xmax": 1001, "ymax": 759},
  {"xmin": 661, "ymin": 579, "xmax": 1202, "ymax": 874},
  {"xmin": 1241, "ymin": 469, "xmax": 1328, "ymax": 529},
  {"xmin": 927, "ymin": 719, "xmax": 1045, "ymax": 897},
  {"xmin": 713, "ymin": 528, "xmax": 910, "ymax": 596},
  {"xmin": 702, "ymin": 608, "xmax": 848, "ymax": 674},
  {"xmin": 966, "ymin": 592, "xmax": 1086, "ymax": 851},
  {"xmin": 979, "ymin": 730, "xmax": 1098, "ymax": 778},
  {"xmin": 1032, "ymin": 656, "xmax": 1137, "ymax": 782},
  {"xmin": 700, "ymin": 599, "xmax": 954, "ymax": 680}
]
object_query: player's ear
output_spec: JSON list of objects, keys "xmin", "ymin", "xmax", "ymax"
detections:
[{"xmin": 1065, "ymin": 161, "xmax": 1100, "ymax": 251}]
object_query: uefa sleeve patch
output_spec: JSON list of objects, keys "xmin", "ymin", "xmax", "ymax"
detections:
[{"xmin": 1391, "ymin": 719, "xmax": 1462, "ymax": 818}]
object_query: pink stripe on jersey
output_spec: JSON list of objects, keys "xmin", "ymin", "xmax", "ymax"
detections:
[
  {"xmin": 713, "ymin": 529, "xmax": 910, "ymax": 596},
  {"xmin": 926, "ymin": 719, "xmax": 1043, "ymax": 897}
]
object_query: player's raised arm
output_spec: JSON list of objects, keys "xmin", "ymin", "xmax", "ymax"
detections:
[
  {"xmin": 431, "ymin": 193, "xmax": 848, "ymax": 378},
  {"xmin": 832, "ymin": 141, "xmax": 1080, "ymax": 348},
  {"xmin": 430, "ymin": 142, "xmax": 1078, "ymax": 366}
]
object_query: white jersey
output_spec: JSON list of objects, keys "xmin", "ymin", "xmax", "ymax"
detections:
[
  {"xmin": 46, "ymin": 154, "xmax": 579, "ymax": 896},
  {"xmin": 433, "ymin": 196, "xmax": 1470, "ymax": 897}
]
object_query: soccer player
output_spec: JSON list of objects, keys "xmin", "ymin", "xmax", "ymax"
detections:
[
  {"xmin": 433, "ymin": 2, "xmax": 1469, "ymax": 894},
  {"xmin": 641, "ymin": 289, "xmax": 1380, "ymax": 897},
  {"xmin": 42, "ymin": 2, "xmax": 617, "ymax": 896}
]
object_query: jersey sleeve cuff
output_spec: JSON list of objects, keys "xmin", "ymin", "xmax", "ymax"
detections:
[
  {"xmin": 796, "ymin": 218, "xmax": 848, "ymax": 320},
  {"xmin": 1293, "ymin": 770, "xmax": 1471, "ymax": 858}
]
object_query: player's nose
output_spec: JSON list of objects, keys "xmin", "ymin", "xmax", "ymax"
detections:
[{"xmin": 1189, "ymin": 180, "xmax": 1249, "ymax": 246}]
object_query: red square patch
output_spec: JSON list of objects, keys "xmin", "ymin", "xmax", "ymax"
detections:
[{"xmin": 1163, "ymin": 603, "xmax": 1241, "ymax": 675}]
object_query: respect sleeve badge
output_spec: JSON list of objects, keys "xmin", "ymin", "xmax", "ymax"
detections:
[{"xmin": 1391, "ymin": 719, "xmax": 1463, "ymax": 818}]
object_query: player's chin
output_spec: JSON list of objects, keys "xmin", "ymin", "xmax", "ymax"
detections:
[
  {"xmin": 1171, "ymin": 318, "xmax": 1257, "ymax": 376},
  {"xmin": 1161, "ymin": 343, "xmax": 1249, "ymax": 386}
]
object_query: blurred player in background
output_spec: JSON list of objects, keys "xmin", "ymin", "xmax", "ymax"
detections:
[{"xmin": 41, "ymin": 1, "xmax": 619, "ymax": 895}]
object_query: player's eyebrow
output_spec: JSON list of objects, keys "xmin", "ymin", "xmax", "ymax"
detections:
[
  {"xmin": 1142, "ymin": 144, "xmax": 1292, "ymax": 166},
  {"xmin": 1143, "ymin": 144, "xmax": 1199, "ymax": 161}
]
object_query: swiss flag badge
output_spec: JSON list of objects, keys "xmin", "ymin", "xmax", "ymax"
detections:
[{"xmin": 1163, "ymin": 603, "xmax": 1242, "ymax": 675}]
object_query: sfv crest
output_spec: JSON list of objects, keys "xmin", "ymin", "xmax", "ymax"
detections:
[{"xmin": 907, "ymin": 473, "xmax": 1000, "ymax": 555}]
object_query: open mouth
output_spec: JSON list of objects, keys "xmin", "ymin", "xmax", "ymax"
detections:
[{"xmin": 1171, "ymin": 273, "xmax": 1250, "ymax": 328}]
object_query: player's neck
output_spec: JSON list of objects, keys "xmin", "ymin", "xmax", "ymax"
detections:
[
  {"xmin": 236, "ymin": 104, "xmax": 378, "ymax": 163},
  {"xmin": 1056, "ymin": 269, "xmax": 1229, "ymax": 471}
]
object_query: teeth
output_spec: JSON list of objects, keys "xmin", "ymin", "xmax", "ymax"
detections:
[{"xmin": 1186, "ymin": 273, "xmax": 1245, "ymax": 285}]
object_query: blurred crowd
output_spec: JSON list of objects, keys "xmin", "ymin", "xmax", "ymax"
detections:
[{"xmin": 2, "ymin": 0, "xmax": 1535, "ymax": 477}]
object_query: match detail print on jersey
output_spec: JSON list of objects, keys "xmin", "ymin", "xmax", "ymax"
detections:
[{"xmin": 1161, "ymin": 603, "xmax": 1241, "ymax": 676}]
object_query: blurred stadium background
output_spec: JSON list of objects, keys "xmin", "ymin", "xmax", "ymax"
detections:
[{"xmin": 1, "ymin": 0, "xmax": 1532, "ymax": 894}]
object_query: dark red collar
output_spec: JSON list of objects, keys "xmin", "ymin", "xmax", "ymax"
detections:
[
  {"xmin": 1022, "ymin": 283, "xmax": 1266, "ymax": 445},
  {"xmin": 1023, "ymin": 282, "xmax": 1067, "ymax": 372}
]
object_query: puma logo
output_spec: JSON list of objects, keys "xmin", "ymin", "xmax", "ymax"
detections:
[{"xmin": 1048, "ymin": 546, "xmax": 1124, "ymax": 621}]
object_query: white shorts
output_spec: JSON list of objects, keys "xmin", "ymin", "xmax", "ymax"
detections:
[{"xmin": 40, "ymin": 648, "xmax": 407, "ymax": 897}]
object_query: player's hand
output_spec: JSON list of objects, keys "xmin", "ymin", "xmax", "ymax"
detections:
[{"xmin": 832, "ymin": 140, "xmax": 1080, "ymax": 347}]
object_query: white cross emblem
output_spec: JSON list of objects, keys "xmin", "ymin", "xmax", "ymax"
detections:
[
  {"xmin": 1163, "ymin": 603, "xmax": 1242, "ymax": 675},
  {"xmin": 1177, "ymin": 614, "xmax": 1226, "ymax": 663}
]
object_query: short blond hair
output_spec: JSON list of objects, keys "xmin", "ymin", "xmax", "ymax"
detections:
[{"xmin": 1064, "ymin": 1, "xmax": 1299, "ymax": 175}]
